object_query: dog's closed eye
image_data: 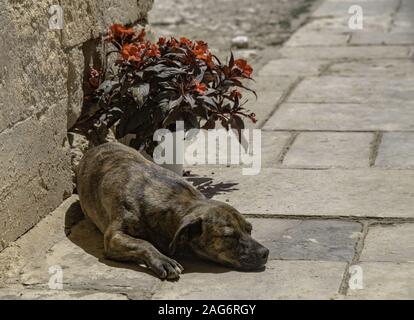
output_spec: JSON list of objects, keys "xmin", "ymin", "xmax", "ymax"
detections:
[{"xmin": 222, "ymin": 227, "xmax": 235, "ymax": 237}]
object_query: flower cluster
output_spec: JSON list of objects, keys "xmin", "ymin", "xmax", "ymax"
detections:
[{"xmin": 76, "ymin": 24, "xmax": 257, "ymax": 153}]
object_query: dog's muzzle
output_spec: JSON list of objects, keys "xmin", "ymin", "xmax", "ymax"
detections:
[{"xmin": 238, "ymin": 239, "xmax": 269, "ymax": 270}]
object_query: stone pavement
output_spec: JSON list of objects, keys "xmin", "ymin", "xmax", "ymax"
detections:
[{"xmin": 1, "ymin": 0, "xmax": 414, "ymax": 299}]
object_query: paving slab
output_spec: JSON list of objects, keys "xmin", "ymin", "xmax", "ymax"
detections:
[
  {"xmin": 360, "ymin": 224, "xmax": 414, "ymax": 262},
  {"xmin": 375, "ymin": 132, "xmax": 414, "ymax": 169},
  {"xmin": 392, "ymin": 7, "xmax": 414, "ymax": 33},
  {"xmin": 15, "ymin": 219, "xmax": 160, "ymax": 298},
  {"xmin": 0, "ymin": 288, "xmax": 128, "ymax": 300},
  {"xmin": 350, "ymin": 32, "xmax": 414, "ymax": 45},
  {"xmin": 346, "ymin": 262, "xmax": 414, "ymax": 299},
  {"xmin": 279, "ymin": 46, "xmax": 411, "ymax": 60},
  {"xmin": 283, "ymin": 132, "xmax": 373, "ymax": 168},
  {"xmin": 313, "ymin": 0, "xmax": 399, "ymax": 18},
  {"xmin": 248, "ymin": 76, "xmax": 295, "ymax": 94},
  {"xmin": 0, "ymin": 197, "xmax": 160, "ymax": 299},
  {"xmin": 247, "ymin": 76, "xmax": 296, "ymax": 128},
  {"xmin": 326, "ymin": 60, "xmax": 414, "ymax": 77},
  {"xmin": 0, "ymin": 195, "xmax": 81, "ymax": 284},
  {"xmin": 249, "ymin": 218, "xmax": 362, "ymax": 262},
  {"xmin": 259, "ymin": 132, "xmax": 292, "ymax": 167},
  {"xmin": 186, "ymin": 168, "xmax": 414, "ymax": 218},
  {"xmin": 300, "ymin": 16, "xmax": 392, "ymax": 33},
  {"xmin": 263, "ymin": 103, "xmax": 414, "ymax": 131},
  {"xmin": 284, "ymin": 31, "xmax": 350, "ymax": 47},
  {"xmin": 288, "ymin": 76, "xmax": 414, "ymax": 103},
  {"xmin": 153, "ymin": 260, "xmax": 346, "ymax": 300},
  {"xmin": 259, "ymin": 59, "xmax": 328, "ymax": 77},
  {"xmin": 184, "ymin": 131, "xmax": 291, "ymax": 169}
]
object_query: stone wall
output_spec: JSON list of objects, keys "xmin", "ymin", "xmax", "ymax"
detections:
[{"xmin": 0, "ymin": 0, "xmax": 153, "ymax": 251}]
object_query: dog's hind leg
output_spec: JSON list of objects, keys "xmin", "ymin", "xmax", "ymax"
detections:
[{"xmin": 103, "ymin": 221, "xmax": 184, "ymax": 279}]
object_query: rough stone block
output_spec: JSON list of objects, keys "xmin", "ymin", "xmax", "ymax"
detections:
[
  {"xmin": 0, "ymin": 0, "xmax": 153, "ymax": 252},
  {"xmin": 67, "ymin": 47, "xmax": 85, "ymax": 129},
  {"xmin": 0, "ymin": 105, "xmax": 72, "ymax": 251},
  {"xmin": 61, "ymin": 0, "xmax": 154, "ymax": 48}
]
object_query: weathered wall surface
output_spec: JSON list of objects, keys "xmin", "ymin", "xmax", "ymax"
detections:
[{"xmin": 0, "ymin": 0, "xmax": 153, "ymax": 251}]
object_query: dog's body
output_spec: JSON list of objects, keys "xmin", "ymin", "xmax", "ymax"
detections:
[{"xmin": 77, "ymin": 142, "xmax": 268, "ymax": 279}]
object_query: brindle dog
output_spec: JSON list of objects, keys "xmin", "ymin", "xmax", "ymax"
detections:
[{"xmin": 77, "ymin": 142, "xmax": 269, "ymax": 279}]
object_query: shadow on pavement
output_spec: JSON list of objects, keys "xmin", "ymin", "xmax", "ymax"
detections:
[{"xmin": 185, "ymin": 174, "xmax": 239, "ymax": 199}]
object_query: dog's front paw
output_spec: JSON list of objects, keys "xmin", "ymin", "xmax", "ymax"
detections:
[{"xmin": 148, "ymin": 255, "xmax": 184, "ymax": 280}]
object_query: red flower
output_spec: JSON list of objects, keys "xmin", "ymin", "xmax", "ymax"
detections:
[
  {"xmin": 191, "ymin": 42, "xmax": 215, "ymax": 69},
  {"xmin": 234, "ymin": 59, "xmax": 253, "ymax": 77},
  {"xmin": 230, "ymin": 89, "xmax": 242, "ymax": 99},
  {"xmin": 192, "ymin": 41, "xmax": 209, "ymax": 58},
  {"xmin": 109, "ymin": 24, "xmax": 136, "ymax": 43},
  {"xmin": 136, "ymin": 29, "xmax": 146, "ymax": 43},
  {"xmin": 168, "ymin": 38, "xmax": 179, "ymax": 48},
  {"xmin": 146, "ymin": 44, "xmax": 161, "ymax": 58},
  {"xmin": 158, "ymin": 37, "xmax": 166, "ymax": 46},
  {"xmin": 180, "ymin": 37, "xmax": 193, "ymax": 47},
  {"xmin": 88, "ymin": 68, "xmax": 100, "ymax": 89},
  {"xmin": 194, "ymin": 80, "xmax": 207, "ymax": 94},
  {"xmin": 121, "ymin": 43, "xmax": 142, "ymax": 63},
  {"xmin": 205, "ymin": 52, "xmax": 215, "ymax": 69},
  {"xmin": 90, "ymin": 68, "xmax": 100, "ymax": 79}
]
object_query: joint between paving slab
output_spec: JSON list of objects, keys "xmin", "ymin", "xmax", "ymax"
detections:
[
  {"xmin": 369, "ymin": 132, "xmax": 383, "ymax": 167},
  {"xmin": 338, "ymin": 222, "xmax": 369, "ymax": 295},
  {"xmin": 319, "ymin": 60, "xmax": 337, "ymax": 76},
  {"xmin": 260, "ymin": 77, "xmax": 304, "ymax": 129},
  {"xmin": 242, "ymin": 213, "xmax": 414, "ymax": 224},
  {"xmin": 262, "ymin": 129, "xmax": 414, "ymax": 133},
  {"xmin": 389, "ymin": 0, "xmax": 403, "ymax": 33},
  {"xmin": 277, "ymin": 132, "xmax": 299, "ymax": 164},
  {"xmin": 346, "ymin": 33, "xmax": 352, "ymax": 46},
  {"xmin": 20, "ymin": 282, "xmax": 156, "ymax": 300}
]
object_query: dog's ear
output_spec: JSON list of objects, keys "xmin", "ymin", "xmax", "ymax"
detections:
[{"xmin": 169, "ymin": 215, "xmax": 203, "ymax": 255}]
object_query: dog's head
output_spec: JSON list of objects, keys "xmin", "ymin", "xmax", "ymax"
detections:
[{"xmin": 169, "ymin": 200, "xmax": 269, "ymax": 270}]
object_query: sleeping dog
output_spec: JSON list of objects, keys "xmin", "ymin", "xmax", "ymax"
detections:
[{"xmin": 76, "ymin": 142, "xmax": 269, "ymax": 279}]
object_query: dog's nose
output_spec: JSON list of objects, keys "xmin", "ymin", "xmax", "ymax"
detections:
[{"xmin": 257, "ymin": 247, "xmax": 269, "ymax": 261}]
